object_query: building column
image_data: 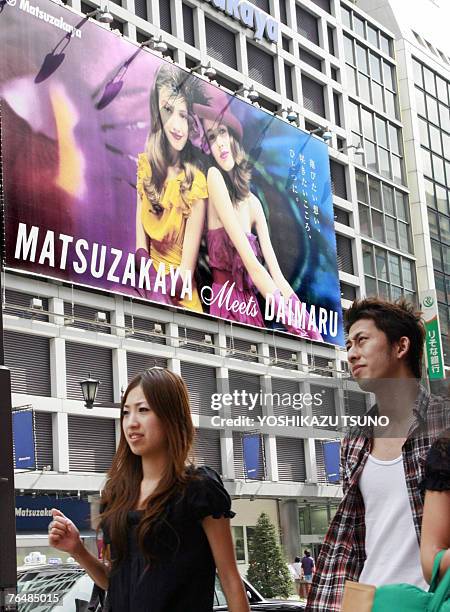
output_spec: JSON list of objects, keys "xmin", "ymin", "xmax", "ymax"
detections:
[
  {"xmin": 53, "ymin": 412, "xmax": 69, "ymax": 473},
  {"xmin": 49, "ymin": 297, "xmax": 66, "ymax": 399},
  {"xmin": 279, "ymin": 498, "xmax": 301, "ymax": 561}
]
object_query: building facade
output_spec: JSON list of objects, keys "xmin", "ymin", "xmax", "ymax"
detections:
[{"xmin": 4, "ymin": 0, "xmax": 443, "ymax": 570}]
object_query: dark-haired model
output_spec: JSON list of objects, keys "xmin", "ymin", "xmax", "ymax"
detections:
[
  {"xmin": 49, "ymin": 369, "xmax": 250, "ymax": 612},
  {"xmin": 308, "ymin": 297, "xmax": 450, "ymax": 611}
]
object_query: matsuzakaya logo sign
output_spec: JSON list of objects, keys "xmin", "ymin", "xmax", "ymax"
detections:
[{"xmin": 0, "ymin": 0, "xmax": 344, "ymax": 346}]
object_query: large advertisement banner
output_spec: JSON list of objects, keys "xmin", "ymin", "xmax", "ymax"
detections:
[{"xmin": 0, "ymin": 0, "xmax": 344, "ymax": 345}]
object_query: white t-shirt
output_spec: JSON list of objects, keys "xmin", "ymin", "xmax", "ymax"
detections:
[{"xmin": 358, "ymin": 454, "xmax": 428, "ymax": 589}]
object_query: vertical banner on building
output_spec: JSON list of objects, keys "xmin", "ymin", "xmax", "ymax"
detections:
[
  {"xmin": 323, "ymin": 440, "xmax": 340, "ymax": 484},
  {"xmin": 243, "ymin": 433, "xmax": 262, "ymax": 480},
  {"xmin": 420, "ymin": 290, "xmax": 445, "ymax": 380},
  {"xmin": 12, "ymin": 410, "xmax": 36, "ymax": 470}
]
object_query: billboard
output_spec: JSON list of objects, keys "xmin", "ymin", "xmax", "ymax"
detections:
[
  {"xmin": 12, "ymin": 409, "xmax": 36, "ymax": 470},
  {"xmin": 0, "ymin": 0, "xmax": 344, "ymax": 345}
]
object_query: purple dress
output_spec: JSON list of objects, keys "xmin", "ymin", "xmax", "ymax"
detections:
[{"xmin": 206, "ymin": 227, "xmax": 265, "ymax": 327}]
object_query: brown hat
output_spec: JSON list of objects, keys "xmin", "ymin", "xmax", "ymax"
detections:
[{"xmin": 193, "ymin": 87, "xmax": 243, "ymax": 141}]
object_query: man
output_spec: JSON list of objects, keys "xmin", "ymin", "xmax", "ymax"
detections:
[
  {"xmin": 300, "ymin": 550, "xmax": 314, "ymax": 599},
  {"xmin": 307, "ymin": 297, "xmax": 450, "ymax": 611}
]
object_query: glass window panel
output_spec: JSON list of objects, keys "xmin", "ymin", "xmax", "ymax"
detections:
[
  {"xmin": 431, "ymin": 240, "xmax": 442, "ymax": 271},
  {"xmin": 436, "ymin": 185, "xmax": 449, "ymax": 214},
  {"xmin": 436, "ymin": 273, "xmax": 447, "ymax": 303},
  {"xmin": 385, "ymin": 90, "xmax": 397, "ymax": 118},
  {"xmin": 356, "ymin": 171, "xmax": 368, "ymax": 202},
  {"xmin": 372, "ymin": 82, "xmax": 384, "ymax": 110},
  {"xmin": 349, "ymin": 101, "xmax": 361, "ymax": 133},
  {"xmin": 379, "ymin": 148, "xmax": 391, "ymax": 178},
  {"xmin": 378, "ymin": 281, "xmax": 390, "ymax": 298},
  {"xmin": 401, "ymin": 259, "xmax": 415, "ymax": 290},
  {"xmin": 358, "ymin": 73, "xmax": 371, "ymax": 101},
  {"xmin": 439, "ymin": 104, "xmax": 450, "ymax": 131},
  {"xmin": 388, "ymin": 253, "xmax": 401, "ymax": 285},
  {"xmin": 436, "ymin": 77, "xmax": 448, "ymax": 105},
  {"xmin": 446, "ymin": 277, "xmax": 450, "ymax": 303},
  {"xmin": 412, "ymin": 59, "xmax": 423, "ymax": 88},
  {"xmin": 438, "ymin": 303, "xmax": 449, "ymax": 335},
  {"xmin": 389, "ymin": 124, "xmax": 401, "ymax": 155},
  {"xmin": 365, "ymin": 276, "xmax": 377, "ymax": 296},
  {"xmin": 423, "ymin": 67, "xmax": 436, "ymax": 97},
  {"xmin": 439, "ymin": 215, "xmax": 450, "ymax": 245},
  {"xmin": 444, "ymin": 134, "xmax": 450, "ymax": 161},
  {"xmin": 425, "ymin": 179, "xmax": 435, "ymax": 208},
  {"xmin": 430, "ymin": 124, "xmax": 443, "ymax": 155},
  {"xmin": 443, "ymin": 245, "xmax": 450, "ymax": 274},
  {"xmin": 398, "ymin": 222, "xmax": 411, "ymax": 252},
  {"xmin": 362, "ymin": 108, "xmax": 374, "ymax": 139},
  {"xmin": 372, "ymin": 210, "xmax": 385, "ymax": 242},
  {"xmin": 359, "ymin": 204, "xmax": 371, "ymax": 236},
  {"xmin": 383, "ymin": 184, "xmax": 395, "ymax": 215},
  {"xmin": 392, "ymin": 155, "xmax": 404, "ymax": 185},
  {"xmin": 385, "ymin": 216, "xmax": 398, "ymax": 248},
  {"xmin": 380, "ymin": 33, "xmax": 391, "ymax": 56},
  {"xmin": 369, "ymin": 177, "xmax": 381, "ymax": 208},
  {"xmin": 232, "ymin": 526, "xmax": 245, "ymax": 562},
  {"xmin": 383, "ymin": 61, "xmax": 395, "ymax": 90},
  {"xmin": 367, "ymin": 25, "xmax": 378, "ymax": 47},
  {"xmin": 396, "ymin": 192, "xmax": 408, "ymax": 221},
  {"xmin": 416, "ymin": 89, "xmax": 426, "ymax": 116},
  {"xmin": 418, "ymin": 118, "xmax": 430, "ymax": 148},
  {"xmin": 427, "ymin": 96, "xmax": 439, "ymax": 125},
  {"xmin": 391, "ymin": 285, "xmax": 403, "ymax": 301},
  {"xmin": 428, "ymin": 210, "xmax": 439, "ymax": 240},
  {"xmin": 354, "ymin": 15, "xmax": 365, "ymax": 38},
  {"xmin": 346, "ymin": 66, "xmax": 358, "ymax": 95},
  {"xmin": 446, "ymin": 162, "xmax": 450, "ymax": 186},
  {"xmin": 370, "ymin": 53, "xmax": 382, "ymax": 81},
  {"xmin": 342, "ymin": 6, "xmax": 352, "ymax": 28},
  {"xmin": 365, "ymin": 141, "xmax": 377, "ymax": 172},
  {"xmin": 375, "ymin": 117, "xmax": 388, "ymax": 147},
  {"xmin": 362, "ymin": 243, "xmax": 374, "ymax": 275},
  {"xmin": 356, "ymin": 43, "xmax": 368, "ymax": 72},
  {"xmin": 422, "ymin": 148, "xmax": 433, "ymax": 178},
  {"xmin": 375, "ymin": 248, "xmax": 387, "ymax": 279},
  {"xmin": 344, "ymin": 35, "xmax": 355, "ymax": 64},
  {"xmin": 432, "ymin": 154, "xmax": 445, "ymax": 184}
]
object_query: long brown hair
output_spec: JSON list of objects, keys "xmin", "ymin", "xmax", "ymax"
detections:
[
  {"xmin": 144, "ymin": 64, "xmax": 207, "ymax": 211},
  {"xmin": 99, "ymin": 368, "xmax": 195, "ymax": 567}
]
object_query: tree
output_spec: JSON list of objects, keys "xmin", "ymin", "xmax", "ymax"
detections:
[{"xmin": 246, "ymin": 512, "xmax": 293, "ymax": 599}]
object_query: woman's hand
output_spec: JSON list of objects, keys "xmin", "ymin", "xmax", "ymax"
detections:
[{"xmin": 48, "ymin": 508, "xmax": 83, "ymax": 555}]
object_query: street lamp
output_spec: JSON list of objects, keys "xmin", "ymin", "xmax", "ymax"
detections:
[
  {"xmin": 86, "ymin": 7, "xmax": 114, "ymax": 23},
  {"xmin": 80, "ymin": 374, "xmax": 100, "ymax": 409},
  {"xmin": 309, "ymin": 125, "xmax": 333, "ymax": 143},
  {"xmin": 338, "ymin": 141, "xmax": 364, "ymax": 156}
]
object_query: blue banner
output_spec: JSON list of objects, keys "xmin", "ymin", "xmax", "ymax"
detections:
[
  {"xmin": 16, "ymin": 496, "xmax": 91, "ymax": 532},
  {"xmin": 243, "ymin": 434, "xmax": 263, "ymax": 480},
  {"xmin": 13, "ymin": 410, "xmax": 36, "ymax": 470},
  {"xmin": 323, "ymin": 441, "xmax": 340, "ymax": 484}
]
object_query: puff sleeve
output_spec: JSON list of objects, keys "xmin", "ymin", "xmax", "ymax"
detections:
[
  {"xmin": 184, "ymin": 169, "xmax": 208, "ymax": 205},
  {"xmin": 422, "ymin": 436, "xmax": 450, "ymax": 492},
  {"xmin": 188, "ymin": 466, "xmax": 236, "ymax": 521}
]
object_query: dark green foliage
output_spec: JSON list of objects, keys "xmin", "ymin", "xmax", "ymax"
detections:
[{"xmin": 246, "ymin": 512, "xmax": 293, "ymax": 599}]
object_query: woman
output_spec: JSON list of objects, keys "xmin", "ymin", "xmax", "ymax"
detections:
[
  {"xmin": 193, "ymin": 89, "xmax": 322, "ymax": 340},
  {"xmin": 135, "ymin": 64, "xmax": 208, "ymax": 312},
  {"xmin": 420, "ymin": 431, "xmax": 450, "ymax": 583},
  {"xmin": 48, "ymin": 368, "xmax": 250, "ymax": 612}
]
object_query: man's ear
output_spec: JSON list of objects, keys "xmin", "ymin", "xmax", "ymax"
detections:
[{"xmin": 396, "ymin": 336, "xmax": 411, "ymax": 361}]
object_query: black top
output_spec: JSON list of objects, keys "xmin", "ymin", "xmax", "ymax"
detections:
[
  {"xmin": 102, "ymin": 466, "xmax": 235, "ymax": 612},
  {"xmin": 422, "ymin": 436, "xmax": 450, "ymax": 492}
]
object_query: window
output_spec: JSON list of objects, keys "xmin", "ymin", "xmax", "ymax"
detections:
[
  {"xmin": 302, "ymin": 75, "xmax": 325, "ymax": 117},
  {"xmin": 183, "ymin": 3, "xmax": 195, "ymax": 46},
  {"xmin": 362, "ymin": 242, "xmax": 416, "ymax": 302},
  {"xmin": 285, "ymin": 63, "xmax": 294, "ymax": 101},
  {"xmin": 297, "ymin": 7, "xmax": 319, "ymax": 46},
  {"xmin": 247, "ymin": 43, "xmax": 275, "ymax": 90},
  {"xmin": 206, "ymin": 18, "xmax": 237, "ymax": 69},
  {"xmin": 159, "ymin": 0, "xmax": 171, "ymax": 32}
]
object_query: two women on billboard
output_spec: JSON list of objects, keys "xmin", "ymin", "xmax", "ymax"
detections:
[
  {"xmin": 137, "ymin": 65, "xmax": 321, "ymax": 339},
  {"xmin": 135, "ymin": 64, "xmax": 208, "ymax": 312}
]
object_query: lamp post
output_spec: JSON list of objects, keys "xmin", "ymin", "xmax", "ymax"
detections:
[
  {"xmin": 79, "ymin": 374, "xmax": 100, "ymax": 409},
  {"xmin": 0, "ymin": 265, "xmax": 17, "ymax": 610}
]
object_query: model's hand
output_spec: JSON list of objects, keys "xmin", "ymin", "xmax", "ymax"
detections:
[{"xmin": 48, "ymin": 508, "xmax": 82, "ymax": 555}]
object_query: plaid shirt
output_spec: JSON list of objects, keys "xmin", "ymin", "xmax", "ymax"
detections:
[{"xmin": 307, "ymin": 385, "xmax": 450, "ymax": 612}]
